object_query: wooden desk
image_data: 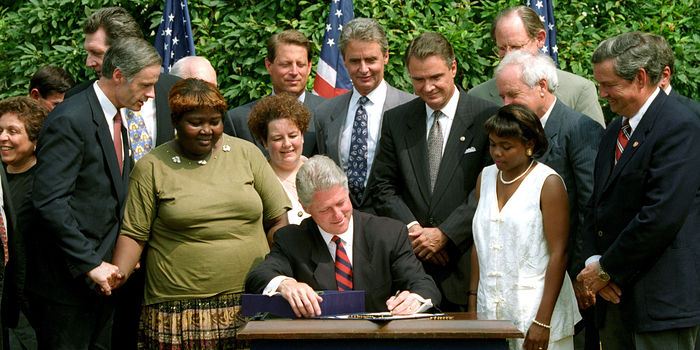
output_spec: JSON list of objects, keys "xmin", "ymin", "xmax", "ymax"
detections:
[{"xmin": 239, "ymin": 312, "xmax": 523, "ymax": 349}]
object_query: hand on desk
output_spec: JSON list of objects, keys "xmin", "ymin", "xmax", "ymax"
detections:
[
  {"xmin": 278, "ymin": 278, "xmax": 323, "ymax": 317},
  {"xmin": 408, "ymin": 225, "xmax": 449, "ymax": 265},
  {"xmin": 386, "ymin": 290, "xmax": 420, "ymax": 315}
]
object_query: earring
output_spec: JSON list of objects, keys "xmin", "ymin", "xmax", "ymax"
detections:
[{"xmin": 526, "ymin": 149, "xmax": 533, "ymax": 157}]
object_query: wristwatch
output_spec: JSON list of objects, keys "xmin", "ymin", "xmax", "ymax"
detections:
[{"xmin": 598, "ymin": 263, "xmax": 611, "ymax": 282}]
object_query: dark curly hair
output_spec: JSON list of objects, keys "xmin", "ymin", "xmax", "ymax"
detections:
[
  {"xmin": 247, "ymin": 94, "xmax": 311, "ymax": 145},
  {"xmin": 0, "ymin": 96, "xmax": 49, "ymax": 142},
  {"xmin": 484, "ymin": 104, "xmax": 548, "ymax": 157}
]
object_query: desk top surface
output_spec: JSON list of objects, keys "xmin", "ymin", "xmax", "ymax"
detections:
[{"xmin": 238, "ymin": 312, "xmax": 523, "ymax": 340}]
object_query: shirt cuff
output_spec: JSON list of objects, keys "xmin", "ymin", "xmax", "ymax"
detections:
[
  {"xmin": 263, "ymin": 275, "xmax": 293, "ymax": 296},
  {"xmin": 411, "ymin": 293, "xmax": 433, "ymax": 313},
  {"xmin": 585, "ymin": 255, "xmax": 602, "ymax": 267},
  {"xmin": 407, "ymin": 221, "xmax": 419, "ymax": 230}
]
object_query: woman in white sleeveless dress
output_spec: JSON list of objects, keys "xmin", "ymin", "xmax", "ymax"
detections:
[
  {"xmin": 469, "ymin": 105, "xmax": 580, "ymax": 350},
  {"xmin": 248, "ymin": 94, "xmax": 311, "ymax": 225}
]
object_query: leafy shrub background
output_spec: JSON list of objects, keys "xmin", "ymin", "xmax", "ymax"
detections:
[{"xmin": 1, "ymin": 0, "xmax": 698, "ymax": 122}]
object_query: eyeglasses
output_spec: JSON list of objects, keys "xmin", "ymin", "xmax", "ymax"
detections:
[{"xmin": 493, "ymin": 38, "xmax": 535, "ymax": 56}]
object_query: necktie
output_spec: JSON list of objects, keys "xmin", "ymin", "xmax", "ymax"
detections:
[
  {"xmin": 113, "ymin": 111, "xmax": 123, "ymax": 174},
  {"xmin": 1, "ymin": 213, "xmax": 8, "ymax": 266},
  {"xmin": 615, "ymin": 118, "xmax": 631, "ymax": 165},
  {"xmin": 126, "ymin": 109, "xmax": 153, "ymax": 162},
  {"xmin": 427, "ymin": 110, "xmax": 444, "ymax": 191},
  {"xmin": 331, "ymin": 236, "xmax": 353, "ymax": 291},
  {"xmin": 347, "ymin": 96, "xmax": 369, "ymax": 202}
]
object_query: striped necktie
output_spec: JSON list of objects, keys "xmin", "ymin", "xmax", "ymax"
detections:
[
  {"xmin": 331, "ymin": 236, "xmax": 353, "ymax": 291},
  {"xmin": 615, "ymin": 118, "xmax": 631, "ymax": 166}
]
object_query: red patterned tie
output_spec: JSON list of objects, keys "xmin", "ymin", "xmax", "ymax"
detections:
[
  {"xmin": 114, "ymin": 111, "xmax": 123, "ymax": 174},
  {"xmin": 615, "ymin": 119, "xmax": 631, "ymax": 165},
  {"xmin": 1, "ymin": 213, "xmax": 7, "ymax": 266},
  {"xmin": 331, "ymin": 236, "xmax": 353, "ymax": 291}
]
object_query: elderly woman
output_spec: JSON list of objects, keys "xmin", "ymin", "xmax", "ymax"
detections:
[
  {"xmin": 469, "ymin": 105, "xmax": 580, "ymax": 350},
  {"xmin": 247, "ymin": 94, "xmax": 311, "ymax": 224},
  {"xmin": 0, "ymin": 96, "xmax": 47, "ymax": 346},
  {"xmin": 112, "ymin": 78, "xmax": 290, "ymax": 349}
]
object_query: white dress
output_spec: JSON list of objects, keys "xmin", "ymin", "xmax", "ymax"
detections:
[{"xmin": 473, "ymin": 163, "xmax": 581, "ymax": 350}]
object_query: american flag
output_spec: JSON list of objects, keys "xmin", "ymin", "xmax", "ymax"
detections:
[
  {"xmin": 155, "ymin": 0, "xmax": 196, "ymax": 73},
  {"xmin": 527, "ymin": 0, "xmax": 559, "ymax": 66},
  {"xmin": 313, "ymin": 0, "xmax": 354, "ymax": 98}
]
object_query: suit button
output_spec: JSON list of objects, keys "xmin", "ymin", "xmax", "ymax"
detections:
[{"xmin": 597, "ymin": 231, "xmax": 603, "ymax": 237}]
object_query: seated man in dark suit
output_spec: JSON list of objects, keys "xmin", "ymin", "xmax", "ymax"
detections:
[
  {"xmin": 225, "ymin": 30, "xmax": 326, "ymax": 156},
  {"xmin": 245, "ymin": 155, "xmax": 440, "ymax": 317},
  {"xmin": 644, "ymin": 33, "xmax": 700, "ymax": 116}
]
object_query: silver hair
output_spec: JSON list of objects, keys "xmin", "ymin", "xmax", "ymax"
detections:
[
  {"xmin": 296, "ymin": 155, "xmax": 349, "ymax": 208},
  {"xmin": 101, "ymin": 37, "xmax": 161, "ymax": 81},
  {"xmin": 338, "ymin": 18, "xmax": 388, "ymax": 57},
  {"xmin": 171, "ymin": 56, "xmax": 209, "ymax": 77},
  {"xmin": 495, "ymin": 50, "xmax": 559, "ymax": 93},
  {"xmin": 591, "ymin": 31, "xmax": 661, "ymax": 84}
]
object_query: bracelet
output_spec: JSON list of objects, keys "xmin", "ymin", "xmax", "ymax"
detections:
[
  {"xmin": 467, "ymin": 290, "xmax": 477, "ymax": 296},
  {"xmin": 532, "ymin": 319, "xmax": 551, "ymax": 329}
]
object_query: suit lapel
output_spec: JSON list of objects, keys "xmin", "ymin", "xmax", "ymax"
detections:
[
  {"xmin": 327, "ymin": 93, "xmax": 352, "ymax": 166},
  {"xmin": 540, "ymin": 100, "xmax": 564, "ymax": 161},
  {"xmin": 89, "ymin": 90, "xmax": 127, "ymax": 204},
  {"xmin": 431, "ymin": 92, "xmax": 474, "ymax": 202},
  {"xmin": 308, "ymin": 222, "xmax": 337, "ymax": 290},
  {"xmin": 601, "ymin": 92, "xmax": 664, "ymax": 194},
  {"xmin": 404, "ymin": 101, "xmax": 432, "ymax": 205},
  {"xmin": 350, "ymin": 212, "xmax": 375, "ymax": 292}
]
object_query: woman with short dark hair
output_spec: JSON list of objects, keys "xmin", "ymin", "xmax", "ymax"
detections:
[
  {"xmin": 469, "ymin": 104, "xmax": 580, "ymax": 350},
  {"xmin": 112, "ymin": 79, "xmax": 290, "ymax": 349}
]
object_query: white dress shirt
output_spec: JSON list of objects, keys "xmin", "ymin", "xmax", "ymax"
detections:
[{"xmin": 424, "ymin": 86, "xmax": 459, "ymax": 156}]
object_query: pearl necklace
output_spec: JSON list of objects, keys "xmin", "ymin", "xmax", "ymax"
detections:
[{"xmin": 499, "ymin": 160, "xmax": 534, "ymax": 185}]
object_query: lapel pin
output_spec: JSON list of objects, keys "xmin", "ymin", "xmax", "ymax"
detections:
[
  {"xmin": 633, "ymin": 141, "xmax": 639, "ymax": 147},
  {"xmin": 459, "ymin": 136, "xmax": 466, "ymax": 142}
]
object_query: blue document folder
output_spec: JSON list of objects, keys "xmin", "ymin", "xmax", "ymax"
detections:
[{"xmin": 241, "ymin": 290, "xmax": 365, "ymax": 318}]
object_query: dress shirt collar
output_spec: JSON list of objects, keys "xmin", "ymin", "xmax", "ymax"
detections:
[
  {"xmin": 93, "ymin": 81, "xmax": 119, "ymax": 138},
  {"xmin": 318, "ymin": 216, "xmax": 355, "ymax": 264},
  {"xmin": 350, "ymin": 80, "xmax": 387, "ymax": 107},
  {"xmin": 271, "ymin": 90, "xmax": 306, "ymax": 103},
  {"xmin": 424, "ymin": 85, "xmax": 459, "ymax": 121},
  {"xmin": 539, "ymin": 97, "xmax": 557, "ymax": 128},
  {"xmin": 622, "ymin": 87, "xmax": 660, "ymax": 135}
]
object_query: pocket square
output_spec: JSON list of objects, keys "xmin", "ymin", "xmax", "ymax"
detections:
[{"xmin": 464, "ymin": 147, "xmax": 476, "ymax": 154}]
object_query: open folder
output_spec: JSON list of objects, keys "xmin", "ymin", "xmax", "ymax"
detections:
[{"xmin": 241, "ymin": 290, "xmax": 365, "ymax": 318}]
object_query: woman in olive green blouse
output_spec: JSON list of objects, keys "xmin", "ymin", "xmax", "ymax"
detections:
[{"xmin": 112, "ymin": 78, "xmax": 290, "ymax": 349}]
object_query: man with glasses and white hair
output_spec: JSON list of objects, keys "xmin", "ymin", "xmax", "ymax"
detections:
[
  {"xmin": 245, "ymin": 155, "xmax": 440, "ymax": 317},
  {"xmin": 469, "ymin": 5, "xmax": 605, "ymax": 127}
]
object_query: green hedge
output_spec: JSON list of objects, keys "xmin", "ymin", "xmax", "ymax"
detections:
[{"xmin": 1, "ymin": 0, "xmax": 698, "ymax": 121}]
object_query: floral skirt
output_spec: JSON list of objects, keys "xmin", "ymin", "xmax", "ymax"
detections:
[{"xmin": 138, "ymin": 292, "xmax": 248, "ymax": 350}]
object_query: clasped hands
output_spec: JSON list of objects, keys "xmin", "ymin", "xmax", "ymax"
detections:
[
  {"xmin": 408, "ymin": 224, "xmax": 450, "ymax": 266},
  {"xmin": 87, "ymin": 261, "xmax": 125, "ymax": 296},
  {"xmin": 575, "ymin": 261, "xmax": 622, "ymax": 305},
  {"xmin": 278, "ymin": 278, "xmax": 421, "ymax": 318}
]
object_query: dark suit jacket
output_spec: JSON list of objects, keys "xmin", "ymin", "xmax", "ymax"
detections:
[
  {"xmin": 670, "ymin": 89, "xmax": 700, "ymax": 117},
  {"xmin": 28, "ymin": 84, "xmax": 132, "ymax": 305},
  {"xmin": 224, "ymin": 91, "xmax": 326, "ymax": 157},
  {"xmin": 370, "ymin": 90, "xmax": 498, "ymax": 308},
  {"xmin": 538, "ymin": 99, "xmax": 603, "ymax": 275},
  {"xmin": 0, "ymin": 166, "xmax": 16, "ymax": 343},
  {"xmin": 582, "ymin": 90, "xmax": 700, "ymax": 332},
  {"xmin": 245, "ymin": 211, "xmax": 441, "ymax": 312},
  {"xmin": 64, "ymin": 74, "xmax": 180, "ymax": 147},
  {"xmin": 314, "ymin": 84, "xmax": 415, "ymax": 211}
]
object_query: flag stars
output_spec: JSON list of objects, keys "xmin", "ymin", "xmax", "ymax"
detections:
[
  {"xmin": 165, "ymin": 27, "xmax": 172, "ymax": 36},
  {"xmin": 173, "ymin": 37, "xmax": 179, "ymax": 45},
  {"xmin": 553, "ymin": 45, "xmax": 558, "ymax": 53},
  {"xmin": 326, "ymin": 23, "xmax": 332, "ymax": 31},
  {"xmin": 338, "ymin": 24, "xmax": 343, "ymax": 31},
  {"xmin": 548, "ymin": 23, "xmax": 554, "ymax": 30},
  {"xmin": 542, "ymin": 45, "xmax": 549, "ymax": 53},
  {"xmin": 168, "ymin": 13, "xmax": 175, "ymax": 22},
  {"xmin": 180, "ymin": 1, "xmax": 185, "ymax": 9},
  {"xmin": 539, "ymin": 15, "xmax": 545, "ymax": 22},
  {"xmin": 536, "ymin": 0, "xmax": 543, "ymax": 9},
  {"xmin": 327, "ymin": 38, "xmax": 335, "ymax": 47},
  {"xmin": 335, "ymin": 9, "xmax": 343, "ymax": 18}
]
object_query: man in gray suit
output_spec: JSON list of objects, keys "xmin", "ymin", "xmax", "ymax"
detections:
[
  {"xmin": 224, "ymin": 30, "xmax": 326, "ymax": 156},
  {"xmin": 496, "ymin": 50, "xmax": 603, "ymax": 349},
  {"xmin": 469, "ymin": 6, "xmax": 606, "ymax": 127},
  {"xmin": 314, "ymin": 18, "xmax": 415, "ymax": 212}
]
